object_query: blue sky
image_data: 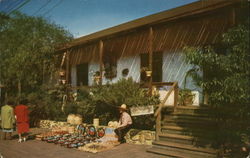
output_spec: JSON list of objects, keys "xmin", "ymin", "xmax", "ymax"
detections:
[{"xmin": 0, "ymin": 0, "xmax": 198, "ymax": 37}]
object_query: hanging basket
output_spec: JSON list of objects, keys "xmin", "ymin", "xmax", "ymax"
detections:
[
  {"xmin": 94, "ymin": 76, "xmax": 101, "ymax": 84},
  {"xmin": 62, "ymin": 79, "xmax": 67, "ymax": 84},
  {"xmin": 145, "ymin": 70, "xmax": 152, "ymax": 77},
  {"xmin": 59, "ymin": 70, "xmax": 66, "ymax": 76}
]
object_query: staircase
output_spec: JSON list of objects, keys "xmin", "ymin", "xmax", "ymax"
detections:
[{"xmin": 147, "ymin": 105, "xmax": 218, "ymax": 158}]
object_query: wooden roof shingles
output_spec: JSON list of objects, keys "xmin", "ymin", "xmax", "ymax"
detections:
[{"xmin": 64, "ymin": 0, "xmax": 240, "ymax": 65}]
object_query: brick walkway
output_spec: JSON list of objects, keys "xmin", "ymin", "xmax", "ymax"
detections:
[{"xmin": 0, "ymin": 128, "xmax": 166, "ymax": 158}]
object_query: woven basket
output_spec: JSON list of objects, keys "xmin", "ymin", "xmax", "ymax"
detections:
[
  {"xmin": 67, "ymin": 114, "xmax": 76, "ymax": 124},
  {"xmin": 74, "ymin": 115, "xmax": 83, "ymax": 125}
]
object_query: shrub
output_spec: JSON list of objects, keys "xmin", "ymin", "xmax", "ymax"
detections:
[{"xmin": 68, "ymin": 77, "xmax": 160, "ymax": 129}]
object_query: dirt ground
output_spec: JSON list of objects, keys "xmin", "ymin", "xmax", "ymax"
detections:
[{"xmin": 0, "ymin": 128, "xmax": 165, "ymax": 158}]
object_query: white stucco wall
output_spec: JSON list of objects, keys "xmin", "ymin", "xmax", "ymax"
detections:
[
  {"xmin": 162, "ymin": 51, "xmax": 202, "ymax": 104},
  {"xmin": 105, "ymin": 55, "xmax": 141, "ymax": 84},
  {"xmin": 70, "ymin": 51, "xmax": 202, "ymax": 104},
  {"xmin": 84, "ymin": 55, "xmax": 141, "ymax": 86}
]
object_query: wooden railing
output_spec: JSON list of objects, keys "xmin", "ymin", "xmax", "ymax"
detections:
[{"xmin": 154, "ymin": 82, "xmax": 178, "ymax": 141}]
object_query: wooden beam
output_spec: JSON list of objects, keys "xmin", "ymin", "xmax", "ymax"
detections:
[
  {"xmin": 66, "ymin": 50, "xmax": 70, "ymax": 84},
  {"xmin": 148, "ymin": 27, "xmax": 153, "ymax": 95},
  {"xmin": 58, "ymin": 0, "xmax": 240, "ymax": 50},
  {"xmin": 174, "ymin": 83, "xmax": 179, "ymax": 112},
  {"xmin": 155, "ymin": 111, "xmax": 161, "ymax": 141},
  {"xmin": 230, "ymin": 7, "xmax": 235, "ymax": 26},
  {"xmin": 99, "ymin": 40, "xmax": 104, "ymax": 85},
  {"xmin": 154, "ymin": 82, "xmax": 177, "ymax": 117}
]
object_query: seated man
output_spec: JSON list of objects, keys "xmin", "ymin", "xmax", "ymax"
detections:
[{"xmin": 114, "ymin": 104, "xmax": 132, "ymax": 144}]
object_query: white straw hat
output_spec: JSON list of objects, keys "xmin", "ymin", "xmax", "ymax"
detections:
[{"xmin": 119, "ymin": 104, "xmax": 127, "ymax": 111}]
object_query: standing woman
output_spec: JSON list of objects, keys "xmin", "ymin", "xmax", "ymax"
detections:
[
  {"xmin": 15, "ymin": 99, "xmax": 29, "ymax": 143},
  {"xmin": 0, "ymin": 100, "xmax": 15, "ymax": 140}
]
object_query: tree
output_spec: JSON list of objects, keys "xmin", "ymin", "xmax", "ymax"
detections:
[
  {"xmin": 184, "ymin": 22, "xmax": 250, "ymax": 156},
  {"xmin": 0, "ymin": 12, "xmax": 73, "ymax": 99}
]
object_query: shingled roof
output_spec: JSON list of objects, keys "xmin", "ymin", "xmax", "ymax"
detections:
[{"xmin": 59, "ymin": 0, "xmax": 241, "ymax": 51}]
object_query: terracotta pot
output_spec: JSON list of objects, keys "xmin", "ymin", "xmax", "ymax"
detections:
[
  {"xmin": 145, "ymin": 70, "xmax": 152, "ymax": 77},
  {"xmin": 62, "ymin": 79, "xmax": 66, "ymax": 84},
  {"xmin": 59, "ymin": 71, "xmax": 65, "ymax": 76}
]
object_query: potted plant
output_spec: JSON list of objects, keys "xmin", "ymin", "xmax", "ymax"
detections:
[
  {"xmin": 59, "ymin": 69, "xmax": 66, "ymax": 76},
  {"xmin": 178, "ymin": 89, "xmax": 194, "ymax": 106},
  {"xmin": 93, "ymin": 71, "xmax": 101, "ymax": 84},
  {"xmin": 141, "ymin": 67, "xmax": 152, "ymax": 77},
  {"xmin": 61, "ymin": 79, "xmax": 67, "ymax": 85}
]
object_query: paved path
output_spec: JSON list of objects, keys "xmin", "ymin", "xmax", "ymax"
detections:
[{"xmin": 0, "ymin": 129, "xmax": 166, "ymax": 158}]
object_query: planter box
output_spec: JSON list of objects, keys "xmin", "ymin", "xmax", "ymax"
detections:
[
  {"xmin": 130, "ymin": 105, "xmax": 154, "ymax": 116},
  {"xmin": 158, "ymin": 89, "xmax": 199, "ymax": 106}
]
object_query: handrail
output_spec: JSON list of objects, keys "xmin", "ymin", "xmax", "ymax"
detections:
[
  {"xmin": 154, "ymin": 81, "xmax": 178, "ymax": 141},
  {"xmin": 154, "ymin": 82, "xmax": 177, "ymax": 117}
]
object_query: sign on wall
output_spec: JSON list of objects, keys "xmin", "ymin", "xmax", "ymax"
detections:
[{"xmin": 130, "ymin": 105, "xmax": 154, "ymax": 116}]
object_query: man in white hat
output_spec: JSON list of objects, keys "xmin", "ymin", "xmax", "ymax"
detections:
[{"xmin": 114, "ymin": 104, "xmax": 132, "ymax": 144}]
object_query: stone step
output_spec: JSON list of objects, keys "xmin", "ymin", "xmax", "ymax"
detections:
[
  {"xmin": 162, "ymin": 118, "xmax": 215, "ymax": 128},
  {"xmin": 158, "ymin": 132, "xmax": 213, "ymax": 146},
  {"xmin": 169, "ymin": 106, "xmax": 213, "ymax": 115},
  {"xmin": 153, "ymin": 140, "xmax": 217, "ymax": 156},
  {"xmin": 158, "ymin": 133, "xmax": 194, "ymax": 145},
  {"xmin": 147, "ymin": 146, "xmax": 216, "ymax": 158},
  {"xmin": 164, "ymin": 113, "xmax": 212, "ymax": 121},
  {"xmin": 161, "ymin": 125, "xmax": 190, "ymax": 135},
  {"xmin": 161, "ymin": 125, "xmax": 216, "ymax": 136},
  {"xmin": 147, "ymin": 146, "xmax": 189, "ymax": 158}
]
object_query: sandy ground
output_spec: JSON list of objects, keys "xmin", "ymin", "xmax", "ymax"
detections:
[{"xmin": 0, "ymin": 128, "xmax": 165, "ymax": 158}]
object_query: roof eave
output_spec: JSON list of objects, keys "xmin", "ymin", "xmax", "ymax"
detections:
[{"xmin": 58, "ymin": 0, "xmax": 241, "ymax": 51}]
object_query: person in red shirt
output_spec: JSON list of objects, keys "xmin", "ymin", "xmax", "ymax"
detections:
[
  {"xmin": 114, "ymin": 104, "xmax": 132, "ymax": 144},
  {"xmin": 14, "ymin": 99, "xmax": 29, "ymax": 143}
]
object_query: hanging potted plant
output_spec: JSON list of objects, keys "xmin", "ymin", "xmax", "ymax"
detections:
[
  {"xmin": 59, "ymin": 69, "xmax": 66, "ymax": 77},
  {"xmin": 61, "ymin": 79, "xmax": 67, "ymax": 85},
  {"xmin": 141, "ymin": 67, "xmax": 152, "ymax": 77},
  {"xmin": 93, "ymin": 71, "xmax": 101, "ymax": 84}
]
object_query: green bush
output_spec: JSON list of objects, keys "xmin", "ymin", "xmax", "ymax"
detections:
[
  {"xmin": 184, "ymin": 22, "xmax": 250, "ymax": 156},
  {"xmin": 22, "ymin": 77, "xmax": 159, "ymax": 130},
  {"xmin": 26, "ymin": 84, "xmax": 68, "ymax": 126},
  {"xmin": 68, "ymin": 78, "xmax": 160, "ymax": 129}
]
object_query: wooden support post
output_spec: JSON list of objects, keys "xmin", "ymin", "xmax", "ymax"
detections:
[
  {"xmin": 204, "ymin": 92, "xmax": 209, "ymax": 105},
  {"xmin": 230, "ymin": 7, "xmax": 236, "ymax": 26},
  {"xmin": 174, "ymin": 83, "xmax": 179, "ymax": 112},
  {"xmin": 148, "ymin": 27, "xmax": 153, "ymax": 95},
  {"xmin": 66, "ymin": 50, "xmax": 69, "ymax": 84},
  {"xmin": 155, "ymin": 111, "xmax": 161, "ymax": 141},
  {"xmin": 99, "ymin": 40, "xmax": 104, "ymax": 85},
  {"xmin": 18, "ymin": 79, "xmax": 21, "ymax": 103}
]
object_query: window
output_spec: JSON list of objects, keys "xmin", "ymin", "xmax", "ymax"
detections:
[
  {"xmin": 76, "ymin": 63, "xmax": 88, "ymax": 86},
  {"xmin": 140, "ymin": 52, "xmax": 162, "ymax": 82},
  {"xmin": 103, "ymin": 52, "xmax": 117, "ymax": 80}
]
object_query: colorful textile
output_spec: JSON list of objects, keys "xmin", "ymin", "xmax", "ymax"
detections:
[
  {"xmin": 15, "ymin": 105, "xmax": 29, "ymax": 134},
  {"xmin": 0, "ymin": 105, "xmax": 15, "ymax": 129}
]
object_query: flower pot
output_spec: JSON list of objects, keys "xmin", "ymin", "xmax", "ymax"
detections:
[
  {"xmin": 145, "ymin": 70, "xmax": 152, "ymax": 77},
  {"xmin": 62, "ymin": 79, "xmax": 66, "ymax": 84},
  {"xmin": 59, "ymin": 70, "xmax": 65, "ymax": 76},
  {"xmin": 94, "ymin": 76, "xmax": 101, "ymax": 84}
]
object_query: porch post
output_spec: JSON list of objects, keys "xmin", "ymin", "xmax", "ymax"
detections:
[
  {"xmin": 99, "ymin": 40, "xmax": 104, "ymax": 85},
  {"xmin": 66, "ymin": 50, "xmax": 69, "ymax": 84},
  {"xmin": 148, "ymin": 27, "xmax": 153, "ymax": 95}
]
